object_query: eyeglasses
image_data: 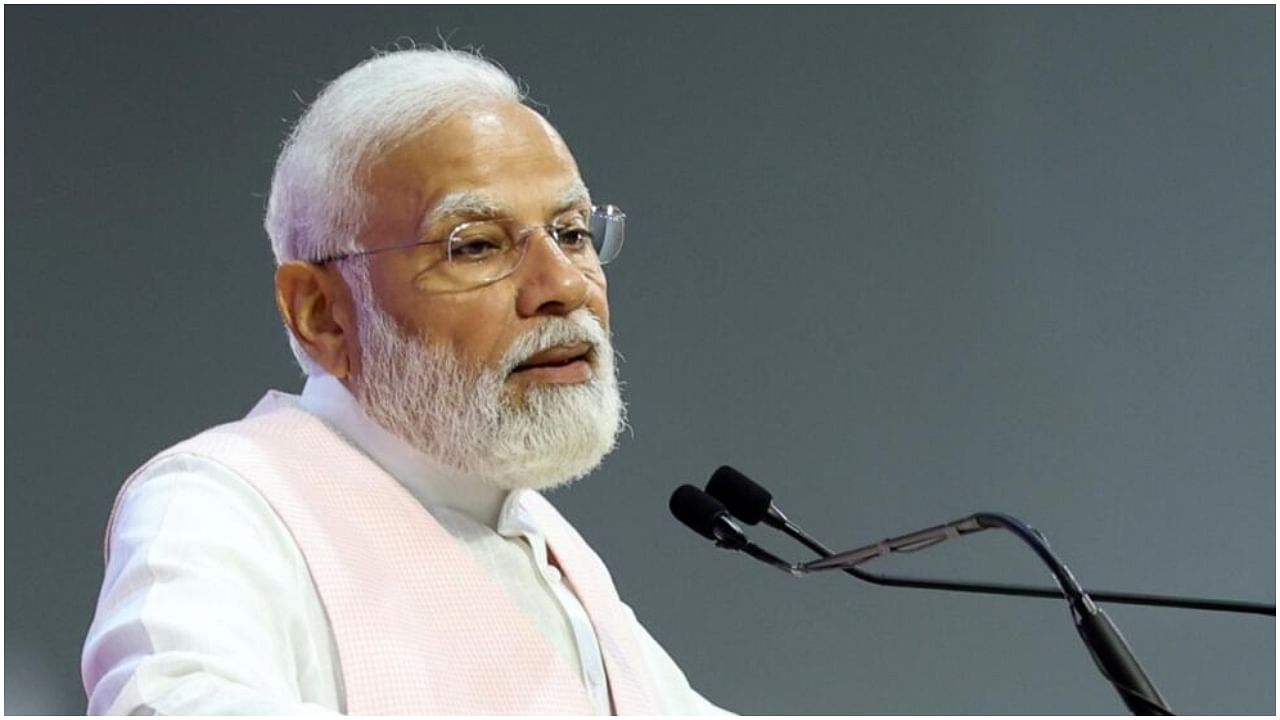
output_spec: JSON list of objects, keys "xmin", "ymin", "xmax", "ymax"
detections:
[{"xmin": 314, "ymin": 204, "xmax": 625, "ymax": 293}]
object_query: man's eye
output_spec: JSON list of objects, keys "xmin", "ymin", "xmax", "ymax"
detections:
[
  {"xmin": 449, "ymin": 238, "xmax": 504, "ymax": 260},
  {"xmin": 556, "ymin": 228, "xmax": 593, "ymax": 250}
]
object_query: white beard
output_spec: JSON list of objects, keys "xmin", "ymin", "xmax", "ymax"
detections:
[{"xmin": 343, "ymin": 265, "xmax": 625, "ymax": 492}]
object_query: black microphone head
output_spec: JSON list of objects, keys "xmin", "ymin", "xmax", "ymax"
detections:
[
  {"xmin": 706, "ymin": 465, "xmax": 773, "ymax": 525},
  {"xmin": 669, "ymin": 484, "xmax": 731, "ymax": 541}
]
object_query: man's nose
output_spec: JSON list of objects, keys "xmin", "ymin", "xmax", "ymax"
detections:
[{"xmin": 514, "ymin": 230, "xmax": 590, "ymax": 318}]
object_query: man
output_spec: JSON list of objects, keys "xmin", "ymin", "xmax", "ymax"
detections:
[{"xmin": 82, "ymin": 48, "xmax": 729, "ymax": 715}]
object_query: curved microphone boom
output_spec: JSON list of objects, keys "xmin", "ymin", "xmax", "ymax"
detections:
[{"xmin": 706, "ymin": 465, "xmax": 1276, "ymax": 617}]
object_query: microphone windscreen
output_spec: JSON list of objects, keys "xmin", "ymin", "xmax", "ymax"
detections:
[
  {"xmin": 706, "ymin": 465, "xmax": 773, "ymax": 525},
  {"xmin": 669, "ymin": 484, "xmax": 729, "ymax": 541}
]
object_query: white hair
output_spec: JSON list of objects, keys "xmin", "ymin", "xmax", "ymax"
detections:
[{"xmin": 265, "ymin": 48, "xmax": 523, "ymax": 374}]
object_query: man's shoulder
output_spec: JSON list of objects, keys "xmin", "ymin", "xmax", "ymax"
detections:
[
  {"xmin": 105, "ymin": 391, "xmax": 320, "ymax": 551},
  {"xmin": 112, "ymin": 448, "xmax": 293, "ymax": 548},
  {"xmin": 134, "ymin": 390, "xmax": 318, "ymax": 471}
]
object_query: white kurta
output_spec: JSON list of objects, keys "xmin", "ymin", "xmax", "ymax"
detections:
[{"xmin": 82, "ymin": 374, "xmax": 729, "ymax": 715}]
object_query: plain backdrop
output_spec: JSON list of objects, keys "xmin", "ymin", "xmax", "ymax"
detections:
[{"xmin": 5, "ymin": 6, "xmax": 1275, "ymax": 715}]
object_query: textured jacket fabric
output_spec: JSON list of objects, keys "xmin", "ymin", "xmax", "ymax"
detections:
[{"xmin": 103, "ymin": 390, "xmax": 662, "ymax": 715}]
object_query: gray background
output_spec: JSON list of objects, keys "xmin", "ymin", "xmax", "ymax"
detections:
[{"xmin": 6, "ymin": 6, "xmax": 1274, "ymax": 715}]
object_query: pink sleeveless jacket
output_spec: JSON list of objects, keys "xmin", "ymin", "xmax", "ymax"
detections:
[{"xmin": 105, "ymin": 391, "xmax": 662, "ymax": 715}]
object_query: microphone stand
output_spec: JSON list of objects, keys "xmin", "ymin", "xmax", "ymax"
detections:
[
  {"xmin": 794, "ymin": 512, "xmax": 1174, "ymax": 715},
  {"xmin": 682, "ymin": 476, "xmax": 1271, "ymax": 713}
]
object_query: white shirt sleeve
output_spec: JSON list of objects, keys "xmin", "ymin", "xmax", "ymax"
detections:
[{"xmin": 81, "ymin": 454, "xmax": 343, "ymax": 715}]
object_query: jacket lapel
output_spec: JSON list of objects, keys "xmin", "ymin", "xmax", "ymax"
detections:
[{"xmin": 523, "ymin": 492, "xmax": 662, "ymax": 715}]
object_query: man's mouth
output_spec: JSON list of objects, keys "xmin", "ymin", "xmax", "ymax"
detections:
[{"xmin": 510, "ymin": 342, "xmax": 594, "ymax": 384}]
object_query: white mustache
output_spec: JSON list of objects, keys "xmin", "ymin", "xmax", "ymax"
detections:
[{"xmin": 500, "ymin": 310, "xmax": 609, "ymax": 376}]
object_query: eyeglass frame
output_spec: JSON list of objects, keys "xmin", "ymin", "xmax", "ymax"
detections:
[{"xmin": 309, "ymin": 204, "xmax": 625, "ymax": 293}]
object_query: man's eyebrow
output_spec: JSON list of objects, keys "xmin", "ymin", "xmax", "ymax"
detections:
[
  {"xmin": 419, "ymin": 182, "xmax": 593, "ymax": 236},
  {"xmin": 420, "ymin": 191, "xmax": 508, "ymax": 236},
  {"xmin": 555, "ymin": 181, "xmax": 592, "ymax": 213}
]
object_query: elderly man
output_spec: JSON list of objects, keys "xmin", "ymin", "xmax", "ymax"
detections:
[{"xmin": 82, "ymin": 48, "xmax": 728, "ymax": 715}]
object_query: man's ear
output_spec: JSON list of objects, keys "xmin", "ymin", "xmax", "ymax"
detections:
[{"xmin": 275, "ymin": 261, "xmax": 355, "ymax": 379}]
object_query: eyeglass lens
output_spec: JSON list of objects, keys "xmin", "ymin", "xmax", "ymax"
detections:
[{"xmin": 427, "ymin": 205, "xmax": 625, "ymax": 292}]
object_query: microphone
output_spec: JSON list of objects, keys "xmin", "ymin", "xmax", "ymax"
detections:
[
  {"xmin": 706, "ymin": 466, "xmax": 780, "ymax": 526},
  {"xmin": 706, "ymin": 465, "xmax": 1276, "ymax": 617},
  {"xmin": 669, "ymin": 484, "xmax": 748, "ymax": 548},
  {"xmin": 670, "ymin": 484, "xmax": 978, "ymax": 580},
  {"xmin": 668, "ymin": 485, "xmax": 794, "ymax": 574}
]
